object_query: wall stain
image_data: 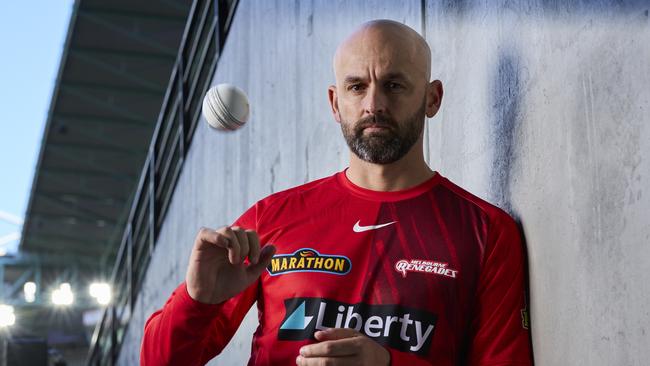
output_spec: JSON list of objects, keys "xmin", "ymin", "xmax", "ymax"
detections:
[
  {"xmin": 489, "ymin": 46, "xmax": 523, "ymax": 216},
  {"xmin": 270, "ymin": 153, "xmax": 280, "ymax": 193}
]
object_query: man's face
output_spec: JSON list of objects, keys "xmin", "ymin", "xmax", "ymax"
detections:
[
  {"xmin": 330, "ymin": 28, "xmax": 433, "ymax": 165},
  {"xmin": 340, "ymin": 96, "xmax": 426, "ymax": 164}
]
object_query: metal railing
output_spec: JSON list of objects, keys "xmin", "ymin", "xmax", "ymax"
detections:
[{"xmin": 86, "ymin": 0, "xmax": 239, "ymax": 364}]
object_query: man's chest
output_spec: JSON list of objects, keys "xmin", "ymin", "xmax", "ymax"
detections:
[
  {"xmin": 257, "ymin": 200, "xmax": 484, "ymax": 318},
  {"xmin": 253, "ymin": 197, "xmax": 488, "ymax": 360},
  {"xmin": 262, "ymin": 219, "xmax": 466, "ymax": 297}
]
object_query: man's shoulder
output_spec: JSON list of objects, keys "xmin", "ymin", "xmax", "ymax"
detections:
[
  {"xmin": 437, "ymin": 174, "xmax": 514, "ymax": 224},
  {"xmin": 255, "ymin": 172, "xmax": 339, "ymax": 209}
]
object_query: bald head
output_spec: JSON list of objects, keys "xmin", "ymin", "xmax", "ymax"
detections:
[
  {"xmin": 327, "ymin": 19, "xmax": 443, "ymax": 162},
  {"xmin": 333, "ymin": 20, "xmax": 431, "ymax": 82}
]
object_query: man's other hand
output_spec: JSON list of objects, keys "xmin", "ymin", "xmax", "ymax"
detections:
[{"xmin": 296, "ymin": 328, "xmax": 390, "ymax": 366}]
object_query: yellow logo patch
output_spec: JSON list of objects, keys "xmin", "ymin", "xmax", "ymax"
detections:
[{"xmin": 266, "ymin": 248, "xmax": 351, "ymax": 276}]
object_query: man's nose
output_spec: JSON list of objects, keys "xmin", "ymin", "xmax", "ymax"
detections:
[{"xmin": 362, "ymin": 85, "xmax": 388, "ymax": 115}]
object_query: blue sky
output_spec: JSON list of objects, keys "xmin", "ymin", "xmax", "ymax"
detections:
[{"xmin": 0, "ymin": 1, "xmax": 74, "ymax": 254}]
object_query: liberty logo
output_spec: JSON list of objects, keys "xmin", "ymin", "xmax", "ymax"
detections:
[
  {"xmin": 278, "ymin": 298, "xmax": 437, "ymax": 356},
  {"xmin": 280, "ymin": 301, "xmax": 314, "ymax": 330}
]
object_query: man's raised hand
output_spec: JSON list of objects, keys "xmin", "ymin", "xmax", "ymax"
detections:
[{"xmin": 185, "ymin": 226, "xmax": 275, "ymax": 304}]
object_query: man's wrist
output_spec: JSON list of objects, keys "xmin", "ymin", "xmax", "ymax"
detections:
[{"xmin": 178, "ymin": 282, "xmax": 223, "ymax": 311}]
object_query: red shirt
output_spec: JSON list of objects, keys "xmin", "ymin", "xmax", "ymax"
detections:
[{"xmin": 141, "ymin": 169, "xmax": 532, "ymax": 365}]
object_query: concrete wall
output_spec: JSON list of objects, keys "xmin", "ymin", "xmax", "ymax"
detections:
[{"xmin": 118, "ymin": 1, "xmax": 650, "ymax": 365}]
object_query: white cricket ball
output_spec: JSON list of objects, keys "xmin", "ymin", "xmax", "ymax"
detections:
[{"xmin": 202, "ymin": 83, "xmax": 250, "ymax": 131}]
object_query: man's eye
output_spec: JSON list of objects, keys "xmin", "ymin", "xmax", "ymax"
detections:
[
  {"xmin": 387, "ymin": 82, "xmax": 402, "ymax": 90},
  {"xmin": 349, "ymin": 84, "xmax": 363, "ymax": 91}
]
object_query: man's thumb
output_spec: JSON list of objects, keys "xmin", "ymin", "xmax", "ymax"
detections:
[{"xmin": 246, "ymin": 244, "xmax": 276, "ymax": 277}]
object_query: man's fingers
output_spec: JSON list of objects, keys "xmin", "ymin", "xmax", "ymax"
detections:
[
  {"xmin": 195, "ymin": 227, "xmax": 264, "ymax": 266},
  {"xmin": 197, "ymin": 227, "xmax": 231, "ymax": 249},
  {"xmin": 299, "ymin": 338, "xmax": 359, "ymax": 357},
  {"xmin": 196, "ymin": 227, "xmax": 242, "ymax": 265},
  {"xmin": 314, "ymin": 328, "xmax": 361, "ymax": 341},
  {"xmin": 246, "ymin": 244, "xmax": 275, "ymax": 278},
  {"xmin": 295, "ymin": 355, "xmax": 359, "ymax": 366},
  {"xmin": 301, "ymin": 329, "xmax": 390, "ymax": 366},
  {"xmin": 220, "ymin": 227, "xmax": 240, "ymax": 264},
  {"xmin": 232, "ymin": 227, "xmax": 249, "ymax": 263},
  {"xmin": 246, "ymin": 230, "xmax": 261, "ymax": 264}
]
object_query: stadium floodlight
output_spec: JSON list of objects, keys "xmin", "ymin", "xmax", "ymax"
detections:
[
  {"xmin": 0, "ymin": 305, "xmax": 15, "ymax": 327},
  {"xmin": 89, "ymin": 283, "xmax": 111, "ymax": 305},
  {"xmin": 52, "ymin": 283, "xmax": 74, "ymax": 306},
  {"xmin": 24, "ymin": 282, "xmax": 36, "ymax": 303}
]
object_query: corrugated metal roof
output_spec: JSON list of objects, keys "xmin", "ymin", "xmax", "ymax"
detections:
[
  {"xmin": 14, "ymin": 0, "xmax": 192, "ymax": 347},
  {"xmin": 21, "ymin": 0, "xmax": 191, "ymax": 267}
]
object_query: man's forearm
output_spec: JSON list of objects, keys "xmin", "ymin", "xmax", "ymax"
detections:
[{"xmin": 140, "ymin": 282, "xmax": 223, "ymax": 366}]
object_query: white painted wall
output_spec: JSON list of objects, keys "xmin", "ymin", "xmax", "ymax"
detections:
[{"xmin": 118, "ymin": 1, "xmax": 650, "ymax": 365}]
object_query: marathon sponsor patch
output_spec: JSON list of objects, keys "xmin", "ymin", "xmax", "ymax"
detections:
[
  {"xmin": 278, "ymin": 297, "xmax": 437, "ymax": 356},
  {"xmin": 266, "ymin": 248, "xmax": 351, "ymax": 276},
  {"xmin": 394, "ymin": 259, "xmax": 459, "ymax": 279}
]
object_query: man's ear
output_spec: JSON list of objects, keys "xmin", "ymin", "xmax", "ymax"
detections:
[
  {"xmin": 328, "ymin": 85, "xmax": 341, "ymax": 123},
  {"xmin": 425, "ymin": 80, "xmax": 443, "ymax": 118}
]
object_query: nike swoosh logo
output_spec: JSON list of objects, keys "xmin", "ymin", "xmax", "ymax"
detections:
[{"xmin": 353, "ymin": 220, "xmax": 397, "ymax": 233}]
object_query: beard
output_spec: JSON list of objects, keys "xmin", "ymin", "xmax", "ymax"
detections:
[{"xmin": 340, "ymin": 99, "xmax": 426, "ymax": 165}]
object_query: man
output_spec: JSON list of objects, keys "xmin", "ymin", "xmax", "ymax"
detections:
[{"xmin": 141, "ymin": 19, "xmax": 533, "ymax": 365}]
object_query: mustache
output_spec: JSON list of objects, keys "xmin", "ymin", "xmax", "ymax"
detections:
[{"xmin": 355, "ymin": 115, "xmax": 397, "ymax": 131}]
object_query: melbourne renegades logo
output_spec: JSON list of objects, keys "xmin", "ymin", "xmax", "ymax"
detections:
[{"xmin": 394, "ymin": 259, "xmax": 459, "ymax": 279}]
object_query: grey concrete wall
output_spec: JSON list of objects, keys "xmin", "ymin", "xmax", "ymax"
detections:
[
  {"xmin": 118, "ymin": 1, "xmax": 650, "ymax": 365},
  {"xmin": 424, "ymin": 3, "xmax": 650, "ymax": 365}
]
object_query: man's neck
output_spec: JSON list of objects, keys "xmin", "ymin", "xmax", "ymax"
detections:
[{"xmin": 346, "ymin": 146, "xmax": 435, "ymax": 192}]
